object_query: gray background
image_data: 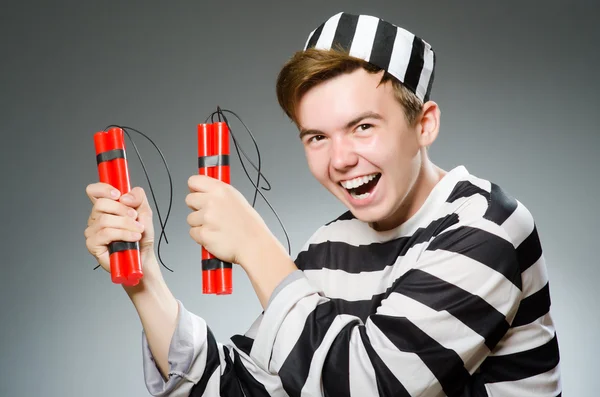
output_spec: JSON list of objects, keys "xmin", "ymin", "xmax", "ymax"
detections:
[{"xmin": 1, "ymin": 0, "xmax": 597, "ymax": 395}]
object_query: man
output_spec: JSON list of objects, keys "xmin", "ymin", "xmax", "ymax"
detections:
[{"xmin": 84, "ymin": 11, "xmax": 561, "ymax": 397}]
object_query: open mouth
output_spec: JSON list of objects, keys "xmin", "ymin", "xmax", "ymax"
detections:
[{"xmin": 340, "ymin": 173, "xmax": 381, "ymax": 200}]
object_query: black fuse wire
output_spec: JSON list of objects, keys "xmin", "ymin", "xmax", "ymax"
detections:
[
  {"xmin": 205, "ymin": 106, "xmax": 291, "ymax": 256},
  {"xmin": 93, "ymin": 109, "xmax": 291, "ymax": 274},
  {"xmin": 93, "ymin": 124, "xmax": 174, "ymax": 272}
]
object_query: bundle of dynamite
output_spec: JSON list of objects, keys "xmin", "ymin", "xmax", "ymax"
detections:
[
  {"xmin": 94, "ymin": 127, "xmax": 143, "ymax": 287},
  {"xmin": 92, "ymin": 109, "xmax": 290, "ymax": 295},
  {"xmin": 197, "ymin": 121, "xmax": 232, "ymax": 295}
]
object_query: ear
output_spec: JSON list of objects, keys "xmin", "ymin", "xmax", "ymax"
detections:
[{"xmin": 416, "ymin": 101, "xmax": 441, "ymax": 147}]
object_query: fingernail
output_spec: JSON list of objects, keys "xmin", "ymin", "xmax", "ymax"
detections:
[
  {"xmin": 111, "ymin": 189, "xmax": 120, "ymax": 198},
  {"xmin": 128, "ymin": 209, "xmax": 137, "ymax": 218},
  {"xmin": 135, "ymin": 221, "xmax": 144, "ymax": 230},
  {"xmin": 121, "ymin": 194, "xmax": 132, "ymax": 203}
]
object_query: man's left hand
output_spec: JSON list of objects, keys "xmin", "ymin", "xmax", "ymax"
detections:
[{"xmin": 186, "ymin": 175, "xmax": 271, "ymax": 266}]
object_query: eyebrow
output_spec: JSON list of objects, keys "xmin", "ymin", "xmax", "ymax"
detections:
[{"xmin": 298, "ymin": 111, "xmax": 384, "ymax": 139}]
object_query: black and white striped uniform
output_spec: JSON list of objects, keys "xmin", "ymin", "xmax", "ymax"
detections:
[{"xmin": 142, "ymin": 166, "xmax": 561, "ymax": 396}]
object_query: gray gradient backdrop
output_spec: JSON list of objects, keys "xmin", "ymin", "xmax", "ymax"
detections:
[{"xmin": 1, "ymin": 0, "xmax": 598, "ymax": 396}]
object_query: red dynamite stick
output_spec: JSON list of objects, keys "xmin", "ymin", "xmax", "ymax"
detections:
[
  {"xmin": 197, "ymin": 123, "xmax": 215, "ymax": 294},
  {"xmin": 212, "ymin": 122, "xmax": 232, "ymax": 295},
  {"xmin": 94, "ymin": 128, "xmax": 143, "ymax": 286},
  {"xmin": 197, "ymin": 122, "xmax": 233, "ymax": 295}
]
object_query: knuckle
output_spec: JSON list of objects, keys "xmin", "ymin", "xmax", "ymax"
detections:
[
  {"xmin": 100, "ymin": 227, "xmax": 117, "ymax": 240},
  {"xmin": 94, "ymin": 198, "xmax": 108, "ymax": 211},
  {"xmin": 98, "ymin": 227, "xmax": 111, "ymax": 238},
  {"xmin": 131, "ymin": 186, "xmax": 143, "ymax": 197},
  {"xmin": 185, "ymin": 194, "xmax": 197, "ymax": 210},
  {"xmin": 97, "ymin": 214, "xmax": 108, "ymax": 226},
  {"xmin": 124, "ymin": 217, "xmax": 135, "ymax": 230},
  {"xmin": 86, "ymin": 235, "xmax": 98, "ymax": 248},
  {"xmin": 190, "ymin": 226, "xmax": 201, "ymax": 241},
  {"xmin": 85, "ymin": 239, "xmax": 93, "ymax": 253}
]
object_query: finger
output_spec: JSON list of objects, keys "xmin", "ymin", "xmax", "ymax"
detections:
[
  {"xmin": 121, "ymin": 187, "xmax": 153, "ymax": 216},
  {"xmin": 188, "ymin": 174, "xmax": 220, "ymax": 193},
  {"xmin": 88, "ymin": 198, "xmax": 138, "ymax": 226},
  {"xmin": 85, "ymin": 237, "xmax": 108, "ymax": 262},
  {"xmin": 92, "ymin": 227, "xmax": 143, "ymax": 247},
  {"xmin": 89, "ymin": 213, "xmax": 145, "ymax": 235},
  {"xmin": 186, "ymin": 210, "xmax": 204, "ymax": 227},
  {"xmin": 185, "ymin": 192, "xmax": 207, "ymax": 211},
  {"xmin": 86, "ymin": 182, "xmax": 121, "ymax": 204},
  {"xmin": 119, "ymin": 189, "xmax": 142, "ymax": 208},
  {"xmin": 189, "ymin": 225, "xmax": 206, "ymax": 245}
]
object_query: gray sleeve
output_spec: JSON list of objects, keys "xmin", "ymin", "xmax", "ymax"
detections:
[
  {"xmin": 140, "ymin": 271, "xmax": 306, "ymax": 396},
  {"xmin": 142, "ymin": 300, "xmax": 197, "ymax": 396},
  {"xmin": 266, "ymin": 269, "xmax": 305, "ymax": 309}
]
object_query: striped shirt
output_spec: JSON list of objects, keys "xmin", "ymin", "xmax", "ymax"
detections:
[{"xmin": 142, "ymin": 165, "xmax": 561, "ymax": 396}]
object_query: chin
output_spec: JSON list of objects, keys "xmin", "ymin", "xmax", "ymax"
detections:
[
  {"xmin": 346, "ymin": 190, "xmax": 406, "ymax": 230},
  {"xmin": 339, "ymin": 193, "xmax": 394, "ymax": 225},
  {"xmin": 348, "ymin": 205, "xmax": 380, "ymax": 220},
  {"xmin": 326, "ymin": 176, "xmax": 398, "ymax": 225},
  {"xmin": 353, "ymin": 206, "xmax": 397, "ymax": 228}
]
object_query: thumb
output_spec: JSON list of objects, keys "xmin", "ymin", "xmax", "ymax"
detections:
[
  {"xmin": 127, "ymin": 187, "xmax": 152, "ymax": 216},
  {"xmin": 122, "ymin": 187, "xmax": 155, "ymax": 249},
  {"xmin": 138, "ymin": 211, "xmax": 155, "ymax": 252}
]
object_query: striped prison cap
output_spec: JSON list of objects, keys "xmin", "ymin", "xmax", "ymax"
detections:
[{"xmin": 303, "ymin": 12, "xmax": 435, "ymax": 102}]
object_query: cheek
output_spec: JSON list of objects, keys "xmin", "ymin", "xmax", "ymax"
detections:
[
  {"xmin": 305, "ymin": 149, "xmax": 329, "ymax": 182},
  {"xmin": 377, "ymin": 130, "xmax": 419, "ymax": 166},
  {"xmin": 360, "ymin": 133, "xmax": 420, "ymax": 187},
  {"xmin": 359, "ymin": 133, "xmax": 410, "ymax": 169}
]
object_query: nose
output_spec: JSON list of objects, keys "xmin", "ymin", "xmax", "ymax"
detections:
[{"xmin": 330, "ymin": 136, "xmax": 358, "ymax": 171}]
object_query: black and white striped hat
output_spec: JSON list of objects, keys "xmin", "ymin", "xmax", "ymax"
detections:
[{"xmin": 303, "ymin": 12, "xmax": 435, "ymax": 102}]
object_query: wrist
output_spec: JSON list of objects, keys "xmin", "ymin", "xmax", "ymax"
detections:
[
  {"xmin": 238, "ymin": 230, "xmax": 281, "ymax": 269},
  {"xmin": 240, "ymin": 232, "xmax": 297, "ymax": 308},
  {"xmin": 123, "ymin": 257, "xmax": 175, "ymax": 311},
  {"xmin": 122, "ymin": 255, "xmax": 179, "ymax": 380}
]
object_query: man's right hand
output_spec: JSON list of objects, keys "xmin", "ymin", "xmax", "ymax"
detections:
[
  {"xmin": 84, "ymin": 182, "xmax": 158, "ymax": 276},
  {"xmin": 84, "ymin": 182, "xmax": 179, "ymax": 380}
]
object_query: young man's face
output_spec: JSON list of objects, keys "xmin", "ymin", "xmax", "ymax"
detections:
[{"xmin": 296, "ymin": 68, "xmax": 432, "ymax": 230}]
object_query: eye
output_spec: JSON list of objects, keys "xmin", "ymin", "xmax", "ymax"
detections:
[
  {"xmin": 357, "ymin": 124, "xmax": 373, "ymax": 132},
  {"xmin": 308, "ymin": 135, "xmax": 326, "ymax": 143}
]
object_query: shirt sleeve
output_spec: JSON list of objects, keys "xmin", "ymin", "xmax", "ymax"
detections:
[
  {"xmin": 266, "ymin": 270, "xmax": 305, "ymax": 309},
  {"xmin": 248, "ymin": 219, "xmax": 524, "ymax": 396},
  {"xmin": 141, "ymin": 300, "xmax": 288, "ymax": 397}
]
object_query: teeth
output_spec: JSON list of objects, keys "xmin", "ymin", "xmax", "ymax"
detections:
[
  {"xmin": 350, "ymin": 191, "xmax": 371, "ymax": 200},
  {"xmin": 340, "ymin": 173, "xmax": 378, "ymax": 189}
]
